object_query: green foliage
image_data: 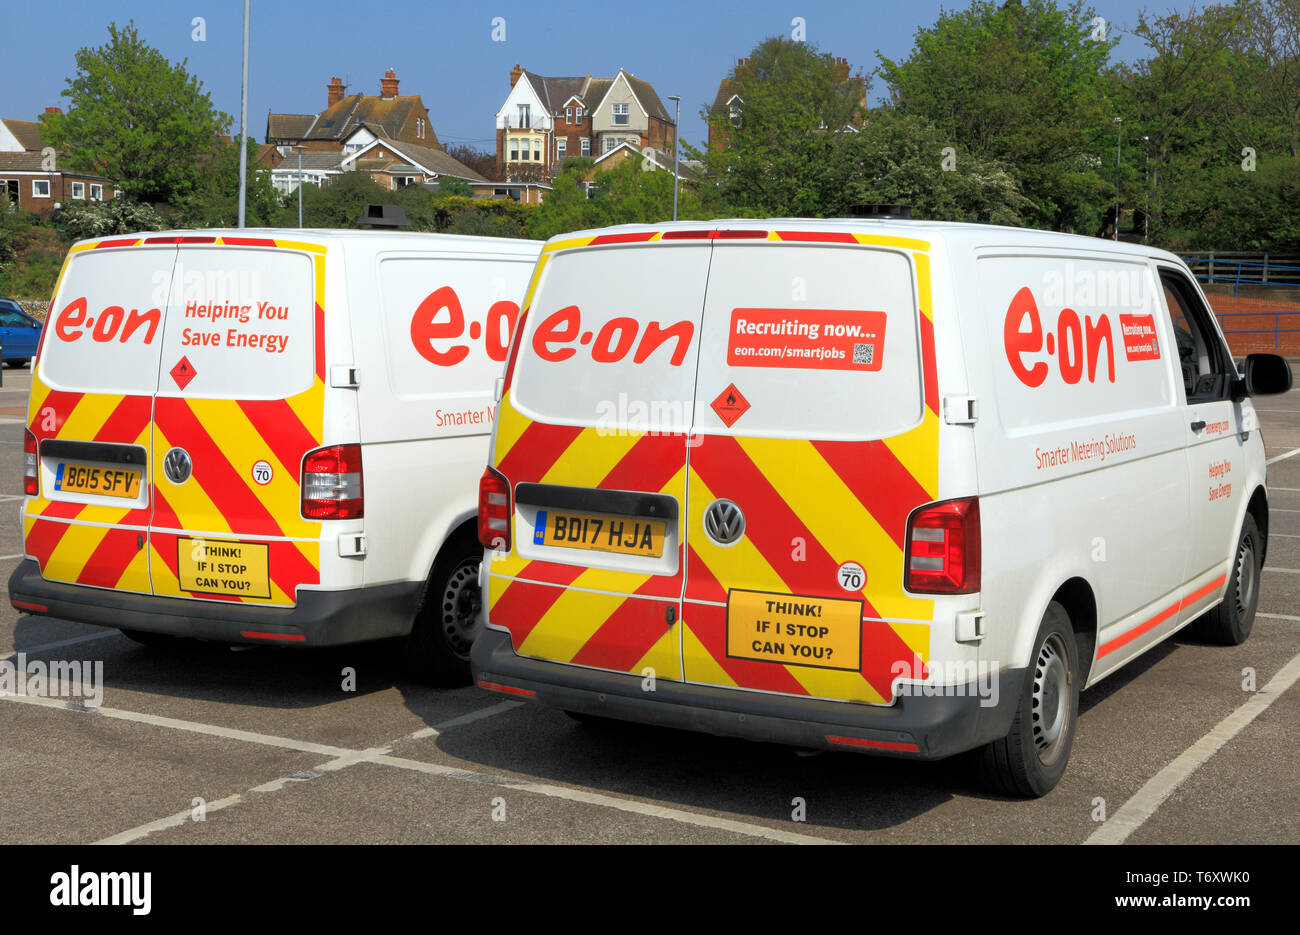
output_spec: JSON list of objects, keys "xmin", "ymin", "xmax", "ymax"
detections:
[
  {"xmin": 52, "ymin": 198, "xmax": 167, "ymax": 241},
  {"xmin": 833, "ymin": 111, "xmax": 1037, "ymax": 225},
  {"xmin": 878, "ymin": 0, "xmax": 1117, "ymax": 230},
  {"xmin": 40, "ymin": 22, "xmax": 233, "ymax": 202},
  {"xmin": 700, "ymin": 37, "xmax": 870, "ymax": 216},
  {"xmin": 297, "ymin": 172, "xmax": 392, "ymax": 228},
  {"xmin": 529, "ymin": 158, "xmax": 708, "ymax": 240},
  {"xmin": 171, "ymin": 138, "xmax": 286, "ymax": 228},
  {"xmin": 0, "ymin": 211, "xmax": 64, "ymax": 298},
  {"xmin": 435, "ymin": 176, "xmax": 474, "ymax": 197}
]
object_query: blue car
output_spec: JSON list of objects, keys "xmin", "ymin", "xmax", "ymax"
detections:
[{"xmin": 0, "ymin": 298, "xmax": 42, "ymax": 368}]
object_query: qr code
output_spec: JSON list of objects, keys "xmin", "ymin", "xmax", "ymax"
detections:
[{"xmin": 853, "ymin": 343, "xmax": 874, "ymax": 365}]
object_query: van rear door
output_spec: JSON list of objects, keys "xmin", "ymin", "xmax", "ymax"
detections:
[
  {"xmin": 486, "ymin": 236, "xmax": 710, "ymax": 680},
  {"xmin": 147, "ymin": 241, "xmax": 325, "ymax": 607},
  {"xmin": 26, "ymin": 240, "xmax": 175, "ymax": 594},
  {"xmin": 680, "ymin": 234, "xmax": 940, "ymax": 705}
]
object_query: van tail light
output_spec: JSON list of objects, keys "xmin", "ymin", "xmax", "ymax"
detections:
[
  {"xmin": 478, "ymin": 466, "xmax": 512, "ymax": 550},
  {"xmin": 301, "ymin": 444, "xmax": 363, "ymax": 518},
  {"xmin": 905, "ymin": 498, "xmax": 980, "ymax": 594},
  {"xmin": 23, "ymin": 430, "xmax": 38, "ymax": 496}
]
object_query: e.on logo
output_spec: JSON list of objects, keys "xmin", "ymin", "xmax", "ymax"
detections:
[
  {"xmin": 531, "ymin": 305, "xmax": 695, "ymax": 365},
  {"xmin": 1004, "ymin": 286, "xmax": 1115, "ymax": 387},
  {"xmin": 54, "ymin": 296, "xmax": 161, "ymax": 345},
  {"xmin": 410, "ymin": 285, "xmax": 520, "ymax": 366}
]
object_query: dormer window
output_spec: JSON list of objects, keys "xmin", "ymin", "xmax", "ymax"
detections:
[
  {"xmin": 518, "ymin": 104, "xmax": 531, "ymax": 129},
  {"xmin": 729, "ymin": 99, "xmax": 742, "ymax": 127},
  {"xmin": 613, "ymin": 103, "xmax": 630, "ymax": 126}
]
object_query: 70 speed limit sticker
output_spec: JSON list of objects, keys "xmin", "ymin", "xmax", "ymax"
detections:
[
  {"xmin": 251, "ymin": 460, "xmax": 273, "ymax": 485},
  {"xmin": 837, "ymin": 561, "xmax": 866, "ymax": 591}
]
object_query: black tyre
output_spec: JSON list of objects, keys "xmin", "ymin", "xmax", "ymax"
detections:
[
  {"xmin": 1190, "ymin": 514, "xmax": 1260, "ymax": 646},
  {"xmin": 404, "ymin": 529, "xmax": 483, "ymax": 686},
  {"xmin": 978, "ymin": 602, "xmax": 1079, "ymax": 797},
  {"xmin": 119, "ymin": 628, "xmax": 178, "ymax": 647}
]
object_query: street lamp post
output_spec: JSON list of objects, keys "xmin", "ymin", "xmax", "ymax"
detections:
[
  {"xmin": 1114, "ymin": 116, "xmax": 1122, "ymax": 242},
  {"xmin": 237, "ymin": 0, "xmax": 250, "ymax": 228},
  {"xmin": 296, "ymin": 147, "xmax": 304, "ymax": 228},
  {"xmin": 667, "ymin": 95, "xmax": 681, "ymax": 222}
]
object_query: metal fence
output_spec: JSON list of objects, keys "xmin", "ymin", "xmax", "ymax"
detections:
[{"xmin": 1182, "ymin": 255, "xmax": 1300, "ymax": 354}]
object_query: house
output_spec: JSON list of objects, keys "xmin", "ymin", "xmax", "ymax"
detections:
[
  {"xmin": 0, "ymin": 110, "xmax": 116, "ymax": 217},
  {"xmin": 592, "ymin": 141, "xmax": 692, "ymax": 180},
  {"xmin": 269, "ymin": 124, "xmax": 488, "ymax": 195},
  {"xmin": 495, "ymin": 66, "xmax": 676, "ymax": 182},
  {"xmin": 266, "ymin": 70, "xmax": 441, "ymax": 155},
  {"xmin": 466, "ymin": 181, "xmax": 552, "ymax": 205},
  {"xmin": 708, "ymin": 55, "xmax": 866, "ymax": 152}
]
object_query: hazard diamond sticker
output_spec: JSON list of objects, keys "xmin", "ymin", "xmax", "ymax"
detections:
[
  {"xmin": 170, "ymin": 356, "xmax": 197, "ymax": 390},
  {"xmin": 711, "ymin": 383, "xmax": 750, "ymax": 428}
]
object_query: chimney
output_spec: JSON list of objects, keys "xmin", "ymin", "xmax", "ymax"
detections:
[
  {"xmin": 380, "ymin": 68, "xmax": 399, "ymax": 100},
  {"xmin": 510, "ymin": 64, "xmax": 523, "ymax": 88},
  {"xmin": 327, "ymin": 77, "xmax": 346, "ymax": 107},
  {"xmin": 44, "ymin": 106, "xmax": 61, "ymax": 115}
]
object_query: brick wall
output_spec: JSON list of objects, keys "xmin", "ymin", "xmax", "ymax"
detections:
[{"xmin": 1206, "ymin": 293, "xmax": 1300, "ymax": 356}]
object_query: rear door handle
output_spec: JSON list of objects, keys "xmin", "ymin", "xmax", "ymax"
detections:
[{"xmin": 1191, "ymin": 420, "xmax": 1206, "ymax": 432}]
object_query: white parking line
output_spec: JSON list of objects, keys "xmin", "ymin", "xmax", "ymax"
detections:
[
  {"xmin": 1263, "ymin": 567, "xmax": 1300, "ymax": 574},
  {"xmin": 3, "ymin": 690, "xmax": 837, "ymax": 845},
  {"xmin": 2, "ymin": 631, "xmax": 117, "ymax": 660},
  {"xmin": 0, "ymin": 553, "xmax": 27, "ymax": 560},
  {"xmin": 1258, "ymin": 613, "xmax": 1300, "ymax": 622},
  {"xmin": 1085, "ymin": 651, "xmax": 1300, "ymax": 845},
  {"xmin": 1267, "ymin": 447, "xmax": 1300, "ymax": 465}
]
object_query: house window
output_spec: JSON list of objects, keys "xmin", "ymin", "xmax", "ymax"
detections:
[
  {"xmin": 556, "ymin": 138, "xmax": 566, "ymax": 158},
  {"xmin": 566, "ymin": 107, "xmax": 573, "ymax": 124},
  {"xmin": 90, "ymin": 184, "xmax": 102, "ymax": 200},
  {"xmin": 729, "ymin": 101, "xmax": 742, "ymax": 127},
  {"xmin": 576, "ymin": 107, "xmax": 584, "ymax": 125},
  {"xmin": 533, "ymin": 140, "xmax": 541, "ymax": 161},
  {"xmin": 1, "ymin": 180, "xmax": 17, "ymax": 205},
  {"xmin": 71, "ymin": 181, "xmax": 85, "ymax": 199},
  {"xmin": 613, "ymin": 103, "xmax": 630, "ymax": 126},
  {"xmin": 580, "ymin": 138, "xmax": 590, "ymax": 156},
  {"xmin": 604, "ymin": 137, "xmax": 617, "ymax": 154},
  {"xmin": 518, "ymin": 104, "xmax": 530, "ymax": 129},
  {"xmin": 32, "ymin": 180, "xmax": 50, "ymax": 198},
  {"xmin": 510, "ymin": 139, "xmax": 519, "ymax": 161}
]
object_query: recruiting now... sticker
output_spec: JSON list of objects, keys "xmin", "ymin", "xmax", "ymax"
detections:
[{"xmin": 727, "ymin": 308, "xmax": 886, "ymax": 372}]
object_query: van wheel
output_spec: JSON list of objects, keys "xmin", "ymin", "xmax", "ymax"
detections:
[
  {"xmin": 977, "ymin": 602, "xmax": 1078, "ymax": 797},
  {"xmin": 1190, "ymin": 515, "xmax": 1260, "ymax": 646},
  {"xmin": 405, "ymin": 531, "xmax": 482, "ymax": 686}
]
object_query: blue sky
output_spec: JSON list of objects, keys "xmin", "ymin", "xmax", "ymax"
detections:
[{"xmin": 3, "ymin": 1, "xmax": 1187, "ymax": 151}]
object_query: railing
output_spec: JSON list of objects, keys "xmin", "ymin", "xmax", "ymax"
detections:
[{"xmin": 1181, "ymin": 253, "xmax": 1300, "ymax": 292}]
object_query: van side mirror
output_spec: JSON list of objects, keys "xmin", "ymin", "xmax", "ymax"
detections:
[{"xmin": 1236, "ymin": 353, "xmax": 1292, "ymax": 399}]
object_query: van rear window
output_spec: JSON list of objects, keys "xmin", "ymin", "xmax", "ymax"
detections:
[
  {"xmin": 512, "ymin": 243, "xmax": 712, "ymax": 433},
  {"xmin": 694, "ymin": 244, "xmax": 922, "ymax": 441},
  {"xmin": 40, "ymin": 247, "xmax": 175, "ymax": 395}
]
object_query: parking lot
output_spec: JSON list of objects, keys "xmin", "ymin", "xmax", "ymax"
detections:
[{"xmin": 1, "ymin": 364, "xmax": 1297, "ymax": 847}]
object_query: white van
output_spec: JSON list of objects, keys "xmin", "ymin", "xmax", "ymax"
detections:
[
  {"xmin": 472, "ymin": 219, "xmax": 1291, "ymax": 794},
  {"xmin": 9, "ymin": 229, "xmax": 541, "ymax": 684}
]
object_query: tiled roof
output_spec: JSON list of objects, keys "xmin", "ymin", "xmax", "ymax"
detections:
[
  {"xmin": 0, "ymin": 152, "xmax": 112, "ymax": 180},
  {"xmin": 266, "ymin": 114, "xmax": 315, "ymax": 139},
  {"xmin": 624, "ymin": 74, "xmax": 671, "ymax": 122},
  {"xmin": 2, "ymin": 119, "xmax": 46, "ymax": 151},
  {"xmin": 365, "ymin": 134, "xmax": 488, "ymax": 182}
]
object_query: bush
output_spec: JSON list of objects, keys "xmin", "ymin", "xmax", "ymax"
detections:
[{"xmin": 53, "ymin": 198, "xmax": 167, "ymax": 241}]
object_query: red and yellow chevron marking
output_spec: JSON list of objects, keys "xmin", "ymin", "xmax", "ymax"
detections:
[
  {"xmin": 487, "ymin": 229, "xmax": 939, "ymax": 702},
  {"xmin": 23, "ymin": 235, "xmax": 327, "ymax": 605}
]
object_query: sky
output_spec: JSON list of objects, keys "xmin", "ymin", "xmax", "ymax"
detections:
[{"xmin": 2, "ymin": 0, "xmax": 1194, "ymax": 152}]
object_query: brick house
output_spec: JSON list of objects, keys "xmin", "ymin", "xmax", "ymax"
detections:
[
  {"xmin": 266, "ymin": 70, "xmax": 441, "ymax": 155},
  {"xmin": 0, "ymin": 111, "xmax": 116, "ymax": 218},
  {"xmin": 708, "ymin": 55, "xmax": 866, "ymax": 153},
  {"xmin": 495, "ymin": 66, "xmax": 675, "ymax": 182}
]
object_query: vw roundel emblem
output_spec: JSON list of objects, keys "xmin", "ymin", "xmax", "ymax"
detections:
[
  {"xmin": 163, "ymin": 447, "xmax": 192, "ymax": 485},
  {"xmin": 703, "ymin": 499, "xmax": 745, "ymax": 546}
]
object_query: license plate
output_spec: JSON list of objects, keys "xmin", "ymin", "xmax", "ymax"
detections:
[
  {"xmin": 533, "ymin": 509, "xmax": 667, "ymax": 558},
  {"xmin": 54, "ymin": 462, "xmax": 142, "ymax": 499}
]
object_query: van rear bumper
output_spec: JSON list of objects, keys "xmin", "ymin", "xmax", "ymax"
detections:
[
  {"xmin": 8, "ymin": 559, "xmax": 423, "ymax": 646},
  {"xmin": 472, "ymin": 628, "xmax": 1023, "ymax": 760}
]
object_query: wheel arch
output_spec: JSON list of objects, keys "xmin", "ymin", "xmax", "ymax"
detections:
[
  {"xmin": 1247, "ymin": 485, "xmax": 1268, "ymax": 565},
  {"xmin": 1050, "ymin": 577, "xmax": 1097, "ymax": 685}
]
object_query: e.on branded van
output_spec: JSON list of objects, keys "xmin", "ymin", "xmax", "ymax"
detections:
[
  {"xmin": 9, "ymin": 229, "xmax": 541, "ymax": 684},
  {"xmin": 472, "ymin": 219, "xmax": 1292, "ymax": 795}
]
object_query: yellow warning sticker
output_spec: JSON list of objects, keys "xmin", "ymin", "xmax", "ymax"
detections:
[
  {"xmin": 726, "ymin": 589, "xmax": 862, "ymax": 672},
  {"xmin": 178, "ymin": 537, "xmax": 271, "ymax": 599}
]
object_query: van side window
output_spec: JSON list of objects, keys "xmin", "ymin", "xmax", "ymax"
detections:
[{"xmin": 1157, "ymin": 269, "xmax": 1232, "ymax": 403}]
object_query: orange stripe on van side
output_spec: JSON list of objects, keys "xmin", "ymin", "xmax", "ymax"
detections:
[{"xmin": 1098, "ymin": 575, "xmax": 1228, "ymax": 658}]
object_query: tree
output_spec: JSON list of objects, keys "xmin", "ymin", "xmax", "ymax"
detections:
[
  {"xmin": 171, "ymin": 138, "xmax": 285, "ymax": 228},
  {"xmin": 40, "ymin": 22, "xmax": 233, "ymax": 202},
  {"xmin": 52, "ymin": 198, "xmax": 167, "ymax": 241},
  {"xmin": 444, "ymin": 145, "xmax": 500, "ymax": 181},
  {"xmin": 697, "ymin": 36, "xmax": 870, "ymax": 216},
  {"xmin": 529, "ymin": 159, "xmax": 708, "ymax": 241},
  {"xmin": 878, "ymin": 0, "xmax": 1117, "ymax": 230}
]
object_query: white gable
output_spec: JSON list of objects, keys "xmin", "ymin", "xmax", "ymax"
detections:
[
  {"xmin": 495, "ymin": 75, "xmax": 552, "ymax": 131},
  {"xmin": 0, "ymin": 121, "xmax": 25, "ymax": 153}
]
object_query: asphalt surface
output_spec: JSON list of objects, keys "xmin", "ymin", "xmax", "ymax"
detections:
[{"xmin": 1, "ymin": 366, "xmax": 1297, "ymax": 846}]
